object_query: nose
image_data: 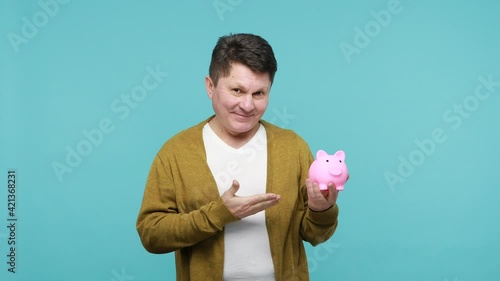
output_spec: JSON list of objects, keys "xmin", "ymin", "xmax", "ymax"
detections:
[
  {"xmin": 329, "ymin": 167, "xmax": 342, "ymax": 176},
  {"xmin": 239, "ymin": 94, "xmax": 255, "ymax": 112}
]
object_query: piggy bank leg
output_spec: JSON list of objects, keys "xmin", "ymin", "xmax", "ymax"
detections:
[
  {"xmin": 336, "ymin": 185, "xmax": 344, "ymax": 191},
  {"xmin": 319, "ymin": 183, "xmax": 328, "ymax": 190}
]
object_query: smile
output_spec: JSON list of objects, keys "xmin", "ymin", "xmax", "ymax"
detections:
[{"xmin": 232, "ymin": 113, "xmax": 254, "ymax": 121}]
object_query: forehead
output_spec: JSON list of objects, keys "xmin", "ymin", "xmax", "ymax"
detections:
[{"xmin": 221, "ymin": 63, "xmax": 271, "ymax": 88}]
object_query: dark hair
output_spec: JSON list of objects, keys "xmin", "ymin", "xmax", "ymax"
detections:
[{"xmin": 209, "ymin": 33, "xmax": 278, "ymax": 86}]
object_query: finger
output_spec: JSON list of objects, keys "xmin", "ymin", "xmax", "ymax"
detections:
[
  {"xmin": 305, "ymin": 178, "xmax": 312, "ymax": 187},
  {"xmin": 305, "ymin": 179, "xmax": 315, "ymax": 195},
  {"xmin": 240, "ymin": 195, "xmax": 280, "ymax": 217},
  {"xmin": 250, "ymin": 193, "xmax": 280, "ymax": 205},
  {"xmin": 307, "ymin": 183, "xmax": 314, "ymax": 199},
  {"xmin": 229, "ymin": 180, "xmax": 240, "ymax": 194},
  {"xmin": 254, "ymin": 196, "xmax": 281, "ymax": 211},
  {"xmin": 222, "ymin": 180, "xmax": 239, "ymax": 198},
  {"xmin": 308, "ymin": 181, "xmax": 324, "ymax": 200},
  {"xmin": 321, "ymin": 184, "xmax": 332, "ymax": 197},
  {"xmin": 306, "ymin": 180, "xmax": 315, "ymax": 197},
  {"xmin": 327, "ymin": 183, "xmax": 338, "ymax": 202},
  {"xmin": 320, "ymin": 190, "xmax": 329, "ymax": 197}
]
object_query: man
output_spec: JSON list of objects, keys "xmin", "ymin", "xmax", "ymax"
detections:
[{"xmin": 136, "ymin": 33, "xmax": 341, "ymax": 281}]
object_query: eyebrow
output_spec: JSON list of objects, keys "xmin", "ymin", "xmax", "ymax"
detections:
[{"xmin": 232, "ymin": 82, "xmax": 270, "ymax": 93}]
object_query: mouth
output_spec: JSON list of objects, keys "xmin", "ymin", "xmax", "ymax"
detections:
[{"xmin": 233, "ymin": 112, "xmax": 254, "ymax": 119}]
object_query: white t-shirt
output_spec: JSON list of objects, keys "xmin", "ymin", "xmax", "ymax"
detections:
[{"xmin": 203, "ymin": 123, "xmax": 275, "ymax": 281}]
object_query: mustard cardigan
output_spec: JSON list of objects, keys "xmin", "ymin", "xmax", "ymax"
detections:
[{"xmin": 136, "ymin": 116, "xmax": 339, "ymax": 281}]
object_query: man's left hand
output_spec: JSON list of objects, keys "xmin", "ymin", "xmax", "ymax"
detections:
[{"xmin": 306, "ymin": 179, "xmax": 339, "ymax": 212}]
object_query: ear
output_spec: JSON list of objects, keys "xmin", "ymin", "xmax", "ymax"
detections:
[
  {"xmin": 334, "ymin": 150, "xmax": 345, "ymax": 161},
  {"xmin": 316, "ymin": 150, "xmax": 328, "ymax": 159},
  {"xmin": 205, "ymin": 76, "xmax": 214, "ymax": 99}
]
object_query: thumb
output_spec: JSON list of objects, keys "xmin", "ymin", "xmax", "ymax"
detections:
[{"xmin": 226, "ymin": 179, "xmax": 240, "ymax": 195}]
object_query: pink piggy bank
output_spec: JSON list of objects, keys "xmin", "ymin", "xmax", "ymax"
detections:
[{"xmin": 308, "ymin": 150, "xmax": 349, "ymax": 191}]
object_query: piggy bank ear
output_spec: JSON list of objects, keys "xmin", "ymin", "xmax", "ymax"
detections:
[
  {"xmin": 334, "ymin": 150, "xmax": 345, "ymax": 161},
  {"xmin": 316, "ymin": 150, "xmax": 328, "ymax": 159}
]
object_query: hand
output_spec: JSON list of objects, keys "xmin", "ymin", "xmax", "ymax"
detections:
[
  {"xmin": 221, "ymin": 180, "xmax": 281, "ymax": 219},
  {"xmin": 306, "ymin": 179, "xmax": 339, "ymax": 212}
]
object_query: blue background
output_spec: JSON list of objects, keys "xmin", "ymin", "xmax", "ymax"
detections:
[{"xmin": 1, "ymin": 0, "xmax": 499, "ymax": 280}]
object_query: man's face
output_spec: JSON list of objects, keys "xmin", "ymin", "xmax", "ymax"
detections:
[{"xmin": 205, "ymin": 62, "xmax": 271, "ymax": 141}]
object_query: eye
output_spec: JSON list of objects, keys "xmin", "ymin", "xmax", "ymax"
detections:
[
  {"xmin": 232, "ymin": 88, "xmax": 241, "ymax": 93},
  {"xmin": 252, "ymin": 91, "xmax": 264, "ymax": 98},
  {"xmin": 339, "ymin": 160, "xmax": 342, "ymax": 163},
  {"xmin": 326, "ymin": 160, "xmax": 329, "ymax": 162}
]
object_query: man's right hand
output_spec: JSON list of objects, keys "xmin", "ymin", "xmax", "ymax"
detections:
[{"xmin": 221, "ymin": 180, "xmax": 281, "ymax": 219}]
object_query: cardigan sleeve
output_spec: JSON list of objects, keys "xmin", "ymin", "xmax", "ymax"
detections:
[
  {"xmin": 297, "ymin": 137, "xmax": 340, "ymax": 246},
  {"xmin": 136, "ymin": 153, "xmax": 239, "ymax": 254}
]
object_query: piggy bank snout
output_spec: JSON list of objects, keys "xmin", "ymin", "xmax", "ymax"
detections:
[{"xmin": 329, "ymin": 167, "xmax": 342, "ymax": 176}]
